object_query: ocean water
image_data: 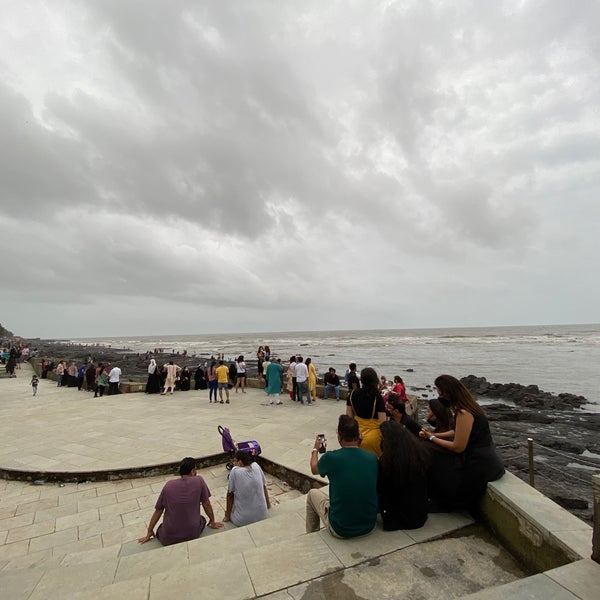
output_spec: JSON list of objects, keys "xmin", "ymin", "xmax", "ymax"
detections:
[{"xmin": 74, "ymin": 323, "xmax": 600, "ymax": 411}]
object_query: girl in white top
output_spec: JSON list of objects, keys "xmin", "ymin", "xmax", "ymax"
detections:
[{"xmin": 235, "ymin": 355, "xmax": 247, "ymax": 394}]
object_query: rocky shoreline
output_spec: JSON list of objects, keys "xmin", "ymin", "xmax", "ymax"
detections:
[{"xmin": 24, "ymin": 339, "xmax": 600, "ymax": 523}]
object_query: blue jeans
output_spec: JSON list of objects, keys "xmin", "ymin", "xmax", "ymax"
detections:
[
  {"xmin": 323, "ymin": 384, "xmax": 340, "ymax": 400},
  {"xmin": 297, "ymin": 380, "xmax": 311, "ymax": 405}
]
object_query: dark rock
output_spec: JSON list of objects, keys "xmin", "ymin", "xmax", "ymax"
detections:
[
  {"xmin": 460, "ymin": 375, "xmax": 588, "ymax": 410},
  {"xmin": 543, "ymin": 440, "xmax": 585, "ymax": 455},
  {"xmin": 551, "ymin": 497, "xmax": 589, "ymax": 510}
]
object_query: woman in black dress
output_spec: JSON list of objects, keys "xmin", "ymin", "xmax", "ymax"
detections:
[
  {"xmin": 145, "ymin": 359, "xmax": 161, "ymax": 394},
  {"xmin": 421, "ymin": 374, "xmax": 504, "ymax": 511},
  {"xmin": 194, "ymin": 366, "xmax": 207, "ymax": 390},
  {"xmin": 179, "ymin": 366, "xmax": 192, "ymax": 391}
]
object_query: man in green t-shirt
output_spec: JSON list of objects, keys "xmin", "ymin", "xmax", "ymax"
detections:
[{"xmin": 307, "ymin": 415, "xmax": 378, "ymax": 538}]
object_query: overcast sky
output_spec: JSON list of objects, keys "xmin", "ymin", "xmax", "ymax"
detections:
[{"xmin": 1, "ymin": 0, "xmax": 599, "ymax": 339}]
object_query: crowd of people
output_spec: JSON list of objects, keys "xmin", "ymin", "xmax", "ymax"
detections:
[
  {"xmin": 5, "ymin": 340, "xmax": 505, "ymax": 546},
  {"xmin": 133, "ymin": 362, "xmax": 503, "ymax": 548},
  {"xmin": 309, "ymin": 371, "xmax": 505, "ymax": 536}
]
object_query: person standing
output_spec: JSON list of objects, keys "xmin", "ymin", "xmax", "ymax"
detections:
[
  {"xmin": 145, "ymin": 359, "xmax": 161, "ymax": 394},
  {"xmin": 207, "ymin": 360, "xmax": 218, "ymax": 403},
  {"xmin": 138, "ymin": 457, "xmax": 222, "ymax": 546},
  {"xmin": 215, "ymin": 360, "xmax": 230, "ymax": 404},
  {"xmin": 347, "ymin": 363, "xmax": 360, "ymax": 393},
  {"xmin": 289, "ymin": 356, "xmax": 298, "ymax": 401},
  {"xmin": 95, "ymin": 366, "xmax": 109, "ymax": 397},
  {"xmin": 77, "ymin": 364, "xmax": 86, "ymax": 391},
  {"xmin": 85, "ymin": 363, "xmax": 96, "ymax": 392},
  {"xmin": 67, "ymin": 362, "xmax": 78, "ymax": 387},
  {"xmin": 306, "ymin": 357, "xmax": 317, "ymax": 404},
  {"xmin": 265, "ymin": 358, "xmax": 284, "ymax": 405},
  {"xmin": 161, "ymin": 361, "xmax": 181, "ymax": 395},
  {"xmin": 295, "ymin": 357, "xmax": 312, "ymax": 405},
  {"xmin": 55, "ymin": 361, "xmax": 65, "ymax": 387},
  {"xmin": 31, "ymin": 374, "xmax": 39, "ymax": 396},
  {"xmin": 306, "ymin": 415, "xmax": 378, "ymax": 538},
  {"xmin": 235, "ymin": 355, "xmax": 247, "ymax": 394},
  {"xmin": 108, "ymin": 365, "xmax": 122, "ymax": 395}
]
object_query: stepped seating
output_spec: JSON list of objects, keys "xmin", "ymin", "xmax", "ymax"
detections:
[{"xmin": 0, "ymin": 482, "xmax": 475, "ymax": 599}]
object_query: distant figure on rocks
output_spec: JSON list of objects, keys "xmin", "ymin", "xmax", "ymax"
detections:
[
  {"xmin": 161, "ymin": 361, "xmax": 181, "ymax": 395},
  {"xmin": 145, "ymin": 359, "xmax": 161, "ymax": 394},
  {"xmin": 138, "ymin": 457, "xmax": 223, "ymax": 546},
  {"xmin": 108, "ymin": 365, "xmax": 122, "ymax": 395}
]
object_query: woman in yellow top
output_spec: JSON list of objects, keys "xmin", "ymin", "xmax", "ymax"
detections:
[
  {"xmin": 306, "ymin": 357, "xmax": 318, "ymax": 404},
  {"xmin": 346, "ymin": 367, "xmax": 387, "ymax": 457}
]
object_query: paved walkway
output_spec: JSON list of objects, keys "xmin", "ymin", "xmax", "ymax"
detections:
[{"xmin": 0, "ymin": 363, "xmax": 342, "ymax": 475}]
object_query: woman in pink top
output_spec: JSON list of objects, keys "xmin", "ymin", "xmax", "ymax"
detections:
[{"xmin": 208, "ymin": 360, "xmax": 218, "ymax": 403}]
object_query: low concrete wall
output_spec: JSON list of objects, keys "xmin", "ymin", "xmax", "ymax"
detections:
[{"xmin": 481, "ymin": 471, "xmax": 592, "ymax": 573}]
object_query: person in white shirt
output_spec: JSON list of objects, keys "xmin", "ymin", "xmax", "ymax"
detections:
[
  {"xmin": 108, "ymin": 365, "xmax": 122, "ymax": 395},
  {"xmin": 295, "ymin": 357, "xmax": 312, "ymax": 405}
]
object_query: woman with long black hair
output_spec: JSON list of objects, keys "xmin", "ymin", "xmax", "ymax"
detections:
[
  {"xmin": 421, "ymin": 374, "xmax": 504, "ymax": 511},
  {"xmin": 378, "ymin": 421, "xmax": 430, "ymax": 530}
]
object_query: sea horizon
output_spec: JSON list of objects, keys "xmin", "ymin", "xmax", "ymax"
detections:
[{"xmin": 63, "ymin": 323, "xmax": 600, "ymax": 411}]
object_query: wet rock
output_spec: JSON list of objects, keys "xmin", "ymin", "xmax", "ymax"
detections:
[{"xmin": 460, "ymin": 375, "xmax": 587, "ymax": 409}]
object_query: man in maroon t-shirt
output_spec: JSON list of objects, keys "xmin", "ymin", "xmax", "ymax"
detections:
[{"xmin": 138, "ymin": 457, "xmax": 223, "ymax": 546}]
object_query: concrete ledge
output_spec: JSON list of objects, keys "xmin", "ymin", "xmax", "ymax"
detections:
[{"xmin": 481, "ymin": 471, "xmax": 592, "ymax": 572}]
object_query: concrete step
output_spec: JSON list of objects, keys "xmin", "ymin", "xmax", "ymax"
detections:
[{"xmin": 0, "ymin": 509, "xmax": 475, "ymax": 599}]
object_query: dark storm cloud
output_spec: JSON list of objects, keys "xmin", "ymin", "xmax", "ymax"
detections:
[{"xmin": 1, "ymin": 0, "xmax": 599, "ymax": 336}]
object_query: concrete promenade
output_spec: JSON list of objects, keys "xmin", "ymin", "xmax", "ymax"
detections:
[{"xmin": 0, "ymin": 363, "xmax": 597, "ymax": 599}]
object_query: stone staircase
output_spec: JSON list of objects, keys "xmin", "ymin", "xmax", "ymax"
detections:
[{"xmin": 0, "ymin": 486, "xmax": 477, "ymax": 599}]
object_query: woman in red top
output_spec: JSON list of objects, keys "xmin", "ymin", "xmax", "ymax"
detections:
[{"xmin": 392, "ymin": 376, "xmax": 408, "ymax": 402}]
